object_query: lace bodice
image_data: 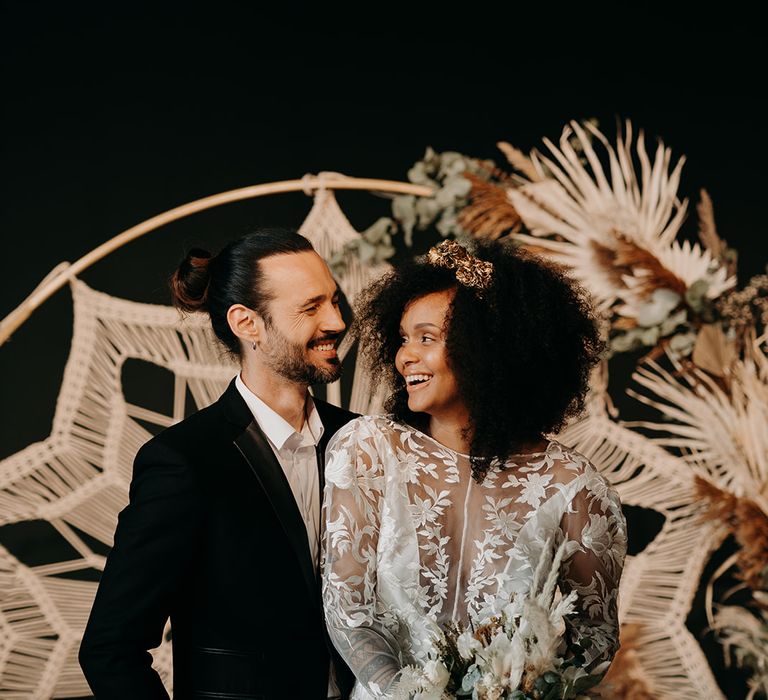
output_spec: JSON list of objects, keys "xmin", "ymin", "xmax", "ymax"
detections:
[{"xmin": 321, "ymin": 416, "xmax": 627, "ymax": 699}]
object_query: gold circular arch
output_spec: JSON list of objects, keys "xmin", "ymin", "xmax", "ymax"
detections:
[{"xmin": 1, "ymin": 174, "xmax": 434, "ymax": 346}]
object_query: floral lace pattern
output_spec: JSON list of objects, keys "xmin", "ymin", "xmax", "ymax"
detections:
[{"xmin": 321, "ymin": 416, "xmax": 627, "ymax": 700}]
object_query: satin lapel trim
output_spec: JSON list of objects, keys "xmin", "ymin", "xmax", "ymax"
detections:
[{"xmin": 233, "ymin": 421, "xmax": 318, "ymax": 606}]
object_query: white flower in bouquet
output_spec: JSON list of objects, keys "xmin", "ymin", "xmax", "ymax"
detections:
[
  {"xmin": 387, "ymin": 661, "xmax": 451, "ymax": 700},
  {"xmin": 475, "ymin": 628, "xmax": 525, "ymax": 692},
  {"xmin": 456, "ymin": 630, "xmax": 482, "ymax": 660},
  {"xmin": 422, "ymin": 659, "xmax": 450, "ymax": 698}
]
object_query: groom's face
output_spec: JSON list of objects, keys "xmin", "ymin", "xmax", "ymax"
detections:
[{"xmin": 258, "ymin": 251, "xmax": 345, "ymax": 385}]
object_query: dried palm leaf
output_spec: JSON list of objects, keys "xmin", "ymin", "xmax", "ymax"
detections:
[
  {"xmin": 696, "ymin": 476, "xmax": 768, "ymax": 591},
  {"xmin": 496, "ymin": 141, "xmax": 541, "ymax": 182},
  {"xmin": 626, "ymin": 342, "xmax": 768, "ymax": 514},
  {"xmin": 506, "ymin": 121, "xmax": 735, "ymax": 318},
  {"xmin": 458, "ymin": 173, "xmax": 523, "ymax": 239},
  {"xmin": 709, "ymin": 606, "xmax": 768, "ymax": 700},
  {"xmin": 692, "ymin": 323, "xmax": 738, "ymax": 379},
  {"xmin": 697, "ymin": 189, "xmax": 727, "ymax": 258}
]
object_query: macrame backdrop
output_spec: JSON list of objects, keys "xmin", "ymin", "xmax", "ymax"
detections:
[{"xmin": 0, "ymin": 184, "xmax": 725, "ymax": 698}]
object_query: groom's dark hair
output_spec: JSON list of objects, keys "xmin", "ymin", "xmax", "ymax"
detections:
[{"xmin": 170, "ymin": 228, "xmax": 314, "ymax": 358}]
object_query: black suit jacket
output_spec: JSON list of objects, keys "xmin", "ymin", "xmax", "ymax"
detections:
[{"xmin": 79, "ymin": 379, "xmax": 356, "ymax": 699}]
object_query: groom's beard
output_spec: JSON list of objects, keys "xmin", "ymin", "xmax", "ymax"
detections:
[{"xmin": 263, "ymin": 324, "xmax": 343, "ymax": 385}]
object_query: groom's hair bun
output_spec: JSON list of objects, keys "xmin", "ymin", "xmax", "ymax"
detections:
[{"xmin": 170, "ymin": 248, "xmax": 214, "ymax": 313}]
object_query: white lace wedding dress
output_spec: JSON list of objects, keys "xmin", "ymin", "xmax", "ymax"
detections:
[{"xmin": 321, "ymin": 416, "xmax": 627, "ymax": 699}]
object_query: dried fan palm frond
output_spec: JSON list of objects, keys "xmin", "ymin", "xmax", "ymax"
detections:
[
  {"xmin": 696, "ymin": 476, "xmax": 768, "ymax": 591},
  {"xmin": 598, "ymin": 624, "xmax": 658, "ymax": 700},
  {"xmin": 496, "ymin": 141, "xmax": 541, "ymax": 182},
  {"xmin": 626, "ymin": 345, "xmax": 768, "ymax": 514},
  {"xmin": 709, "ymin": 606, "xmax": 768, "ymax": 699},
  {"xmin": 458, "ymin": 173, "xmax": 523, "ymax": 239},
  {"xmin": 506, "ymin": 121, "xmax": 736, "ymax": 318}
]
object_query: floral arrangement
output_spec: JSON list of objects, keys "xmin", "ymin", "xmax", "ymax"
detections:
[{"xmin": 388, "ymin": 540, "xmax": 606, "ymax": 700}]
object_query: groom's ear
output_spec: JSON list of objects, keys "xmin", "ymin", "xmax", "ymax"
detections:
[{"xmin": 226, "ymin": 304, "xmax": 267, "ymax": 345}]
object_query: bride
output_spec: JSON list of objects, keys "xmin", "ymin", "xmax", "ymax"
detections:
[{"xmin": 321, "ymin": 240, "xmax": 627, "ymax": 699}]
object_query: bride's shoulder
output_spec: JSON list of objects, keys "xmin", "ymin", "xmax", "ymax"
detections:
[
  {"xmin": 326, "ymin": 415, "xmax": 406, "ymax": 461},
  {"xmin": 536, "ymin": 440, "xmax": 621, "ymax": 504},
  {"xmin": 328, "ymin": 414, "xmax": 399, "ymax": 442},
  {"xmin": 325, "ymin": 415, "xmax": 401, "ymax": 488},
  {"xmin": 527, "ymin": 440, "xmax": 604, "ymax": 484},
  {"xmin": 541, "ymin": 440, "xmax": 593, "ymax": 471}
]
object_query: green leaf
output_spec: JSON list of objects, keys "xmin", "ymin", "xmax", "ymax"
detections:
[
  {"xmin": 438, "ymin": 174, "xmax": 472, "ymax": 202},
  {"xmin": 685, "ymin": 278, "xmax": 710, "ymax": 313},
  {"xmin": 362, "ymin": 217, "xmax": 394, "ymax": 244},
  {"xmin": 461, "ymin": 664, "xmax": 481, "ymax": 693},
  {"xmin": 410, "ymin": 164, "xmax": 439, "ymax": 188},
  {"xmin": 609, "ymin": 330, "xmax": 644, "ymax": 354},
  {"xmin": 439, "ymin": 152, "xmax": 469, "ymax": 178},
  {"xmin": 416, "ymin": 197, "xmax": 440, "ymax": 228},
  {"xmin": 639, "ymin": 326, "xmax": 660, "ymax": 346},
  {"xmin": 436, "ymin": 209, "xmax": 461, "ymax": 237},
  {"xmin": 659, "ymin": 309, "xmax": 688, "ymax": 336},
  {"xmin": 392, "ymin": 195, "xmax": 417, "ymax": 246},
  {"xmin": 572, "ymin": 673, "xmax": 603, "ymax": 692}
]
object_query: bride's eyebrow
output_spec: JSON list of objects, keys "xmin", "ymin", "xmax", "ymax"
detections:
[{"xmin": 400, "ymin": 323, "xmax": 442, "ymax": 334}]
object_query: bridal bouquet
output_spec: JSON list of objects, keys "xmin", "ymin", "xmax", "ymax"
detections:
[{"xmin": 389, "ymin": 540, "xmax": 607, "ymax": 700}]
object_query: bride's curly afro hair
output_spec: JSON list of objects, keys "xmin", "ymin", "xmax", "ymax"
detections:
[{"xmin": 353, "ymin": 239, "xmax": 604, "ymax": 479}]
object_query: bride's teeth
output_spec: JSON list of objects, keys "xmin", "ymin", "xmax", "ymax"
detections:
[{"xmin": 407, "ymin": 374, "xmax": 432, "ymax": 384}]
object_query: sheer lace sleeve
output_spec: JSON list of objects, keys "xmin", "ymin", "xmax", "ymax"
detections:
[
  {"xmin": 322, "ymin": 419, "xmax": 405, "ymax": 698},
  {"xmin": 559, "ymin": 468, "xmax": 627, "ymax": 671}
]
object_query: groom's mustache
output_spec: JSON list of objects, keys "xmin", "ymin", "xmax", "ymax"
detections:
[{"xmin": 307, "ymin": 333, "xmax": 342, "ymax": 349}]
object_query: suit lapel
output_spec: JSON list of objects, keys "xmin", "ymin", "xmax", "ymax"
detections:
[
  {"xmin": 221, "ymin": 381, "xmax": 357, "ymax": 612},
  {"xmin": 232, "ymin": 414, "xmax": 318, "ymax": 608}
]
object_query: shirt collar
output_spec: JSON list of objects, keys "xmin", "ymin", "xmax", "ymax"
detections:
[{"xmin": 235, "ymin": 374, "xmax": 324, "ymax": 450}]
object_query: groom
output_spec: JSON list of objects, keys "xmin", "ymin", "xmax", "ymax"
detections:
[{"xmin": 79, "ymin": 229, "xmax": 355, "ymax": 699}]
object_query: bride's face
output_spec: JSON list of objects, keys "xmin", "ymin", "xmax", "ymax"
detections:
[{"xmin": 395, "ymin": 290, "xmax": 465, "ymax": 420}]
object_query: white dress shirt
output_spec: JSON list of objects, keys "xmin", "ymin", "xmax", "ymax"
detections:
[{"xmin": 235, "ymin": 374, "xmax": 324, "ymax": 564}]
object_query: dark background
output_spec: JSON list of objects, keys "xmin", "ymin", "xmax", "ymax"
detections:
[{"xmin": 1, "ymin": 3, "xmax": 765, "ymax": 697}]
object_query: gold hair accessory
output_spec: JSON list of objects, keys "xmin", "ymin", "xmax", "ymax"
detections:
[{"xmin": 426, "ymin": 240, "xmax": 494, "ymax": 293}]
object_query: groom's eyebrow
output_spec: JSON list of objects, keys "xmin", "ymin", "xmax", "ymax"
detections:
[{"xmin": 299, "ymin": 286, "xmax": 341, "ymax": 307}]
